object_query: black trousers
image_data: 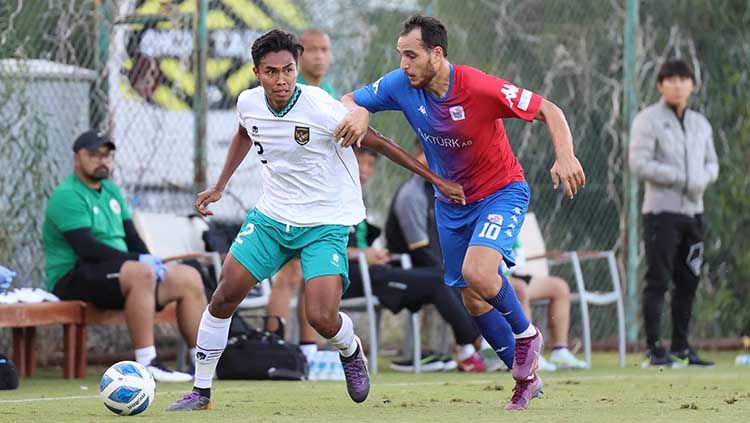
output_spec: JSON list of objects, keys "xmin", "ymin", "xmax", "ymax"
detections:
[
  {"xmin": 642, "ymin": 212, "xmax": 704, "ymax": 351},
  {"xmin": 345, "ymin": 264, "xmax": 480, "ymax": 346}
]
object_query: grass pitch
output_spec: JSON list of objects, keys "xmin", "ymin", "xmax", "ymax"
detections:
[{"xmin": 1, "ymin": 352, "xmax": 748, "ymax": 423}]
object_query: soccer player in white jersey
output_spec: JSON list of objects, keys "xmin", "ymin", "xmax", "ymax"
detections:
[{"xmin": 168, "ymin": 29, "xmax": 465, "ymax": 412}]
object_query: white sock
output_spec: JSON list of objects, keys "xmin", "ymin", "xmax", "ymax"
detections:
[
  {"xmin": 328, "ymin": 312, "xmax": 357, "ymax": 358},
  {"xmin": 514, "ymin": 324, "xmax": 537, "ymax": 339},
  {"xmin": 189, "ymin": 347, "xmax": 197, "ymax": 368},
  {"xmin": 458, "ymin": 344, "xmax": 477, "ymax": 361},
  {"xmin": 300, "ymin": 344, "xmax": 318, "ymax": 362},
  {"xmin": 134, "ymin": 346, "xmax": 157, "ymax": 367},
  {"xmin": 194, "ymin": 307, "xmax": 232, "ymax": 389}
]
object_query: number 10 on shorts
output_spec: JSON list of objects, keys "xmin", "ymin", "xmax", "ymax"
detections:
[{"xmin": 478, "ymin": 222, "xmax": 502, "ymax": 240}]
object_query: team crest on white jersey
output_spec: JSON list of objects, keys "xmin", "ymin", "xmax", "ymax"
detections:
[
  {"xmin": 449, "ymin": 105, "xmax": 465, "ymax": 121},
  {"xmin": 294, "ymin": 126, "xmax": 310, "ymax": 145}
]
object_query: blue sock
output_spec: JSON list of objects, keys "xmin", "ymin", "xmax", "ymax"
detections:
[
  {"xmin": 473, "ymin": 309, "xmax": 515, "ymax": 369},
  {"xmin": 485, "ymin": 276, "xmax": 531, "ymax": 335}
]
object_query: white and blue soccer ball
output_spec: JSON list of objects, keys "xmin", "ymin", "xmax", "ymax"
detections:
[{"xmin": 99, "ymin": 361, "xmax": 156, "ymax": 416}]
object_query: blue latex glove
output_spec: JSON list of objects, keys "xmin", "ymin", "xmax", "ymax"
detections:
[
  {"xmin": 0, "ymin": 265, "xmax": 16, "ymax": 292},
  {"xmin": 138, "ymin": 254, "xmax": 167, "ymax": 283}
]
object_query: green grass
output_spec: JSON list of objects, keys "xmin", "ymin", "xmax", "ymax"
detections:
[{"xmin": 1, "ymin": 352, "xmax": 749, "ymax": 422}]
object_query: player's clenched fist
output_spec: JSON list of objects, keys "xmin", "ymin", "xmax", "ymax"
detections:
[
  {"xmin": 549, "ymin": 153, "xmax": 585, "ymax": 199},
  {"xmin": 436, "ymin": 179, "xmax": 466, "ymax": 205},
  {"xmin": 195, "ymin": 186, "xmax": 223, "ymax": 217}
]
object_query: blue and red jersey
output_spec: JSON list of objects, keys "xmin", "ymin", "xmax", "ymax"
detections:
[{"xmin": 353, "ymin": 64, "xmax": 542, "ymax": 204}]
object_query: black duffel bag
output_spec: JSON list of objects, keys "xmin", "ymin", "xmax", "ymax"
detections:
[
  {"xmin": 216, "ymin": 327, "xmax": 307, "ymax": 381},
  {"xmin": 0, "ymin": 354, "xmax": 19, "ymax": 390}
]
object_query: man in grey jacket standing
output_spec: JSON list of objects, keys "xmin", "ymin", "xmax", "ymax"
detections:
[{"xmin": 629, "ymin": 59, "xmax": 719, "ymax": 367}]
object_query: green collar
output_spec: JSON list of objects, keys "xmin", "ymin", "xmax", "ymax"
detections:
[{"xmin": 265, "ymin": 86, "xmax": 302, "ymax": 117}]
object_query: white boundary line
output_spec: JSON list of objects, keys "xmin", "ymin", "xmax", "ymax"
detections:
[{"xmin": 0, "ymin": 372, "xmax": 744, "ymax": 404}]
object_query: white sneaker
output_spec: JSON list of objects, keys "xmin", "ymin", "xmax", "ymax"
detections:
[
  {"xmin": 146, "ymin": 358, "xmax": 193, "ymax": 382},
  {"xmin": 537, "ymin": 355, "xmax": 557, "ymax": 372},
  {"xmin": 549, "ymin": 348, "xmax": 588, "ymax": 369}
]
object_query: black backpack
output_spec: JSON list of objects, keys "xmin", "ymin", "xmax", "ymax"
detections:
[
  {"xmin": 216, "ymin": 324, "xmax": 308, "ymax": 380},
  {"xmin": 0, "ymin": 354, "xmax": 19, "ymax": 390}
]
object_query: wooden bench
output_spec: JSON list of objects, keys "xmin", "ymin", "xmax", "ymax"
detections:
[
  {"xmin": 0, "ymin": 301, "xmax": 85, "ymax": 379},
  {"xmin": 79, "ymin": 302, "xmax": 177, "ymax": 378},
  {"xmin": 0, "ymin": 301, "xmax": 177, "ymax": 379}
]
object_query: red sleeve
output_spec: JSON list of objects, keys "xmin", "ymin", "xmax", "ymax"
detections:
[{"xmin": 470, "ymin": 68, "xmax": 542, "ymax": 122}]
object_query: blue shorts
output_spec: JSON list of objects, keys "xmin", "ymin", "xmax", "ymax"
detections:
[{"xmin": 435, "ymin": 182, "xmax": 530, "ymax": 288}]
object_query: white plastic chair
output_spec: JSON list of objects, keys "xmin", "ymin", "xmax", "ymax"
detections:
[
  {"xmin": 515, "ymin": 213, "xmax": 626, "ymax": 368},
  {"xmin": 132, "ymin": 212, "xmax": 222, "ymax": 275}
]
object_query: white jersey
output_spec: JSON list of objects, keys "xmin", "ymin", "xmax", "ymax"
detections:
[{"xmin": 236, "ymin": 84, "xmax": 365, "ymax": 226}]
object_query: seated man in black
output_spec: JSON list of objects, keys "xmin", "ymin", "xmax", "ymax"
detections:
[{"xmin": 342, "ymin": 146, "xmax": 485, "ymax": 372}]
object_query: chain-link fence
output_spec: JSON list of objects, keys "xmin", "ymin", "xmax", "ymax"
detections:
[{"xmin": 2, "ymin": 0, "xmax": 749, "ymax": 357}]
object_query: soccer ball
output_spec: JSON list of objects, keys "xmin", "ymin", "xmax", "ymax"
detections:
[{"xmin": 99, "ymin": 361, "xmax": 156, "ymax": 416}]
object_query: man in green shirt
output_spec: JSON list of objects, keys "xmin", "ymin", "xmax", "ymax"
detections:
[
  {"xmin": 296, "ymin": 28, "xmax": 337, "ymax": 97},
  {"xmin": 43, "ymin": 130, "xmax": 206, "ymax": 382}
]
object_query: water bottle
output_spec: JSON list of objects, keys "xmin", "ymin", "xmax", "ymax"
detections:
[
  {"xmin": 308, "ymin": 351, "xmax": 325, "ymax": 381},
  {"xmin": 331, "ymin": 352, "xmax": 345, "ymax": 381},
  {"xmin": 735, "ymin": 354, "xmax": 750, "ymax": 367},
  {"xmin": 735, "ymin": 336, "xmax": 750, "ymax": 366},
  {"xmin": 326, "ymin": 351, "xmax": 343, "ymax": 381}
]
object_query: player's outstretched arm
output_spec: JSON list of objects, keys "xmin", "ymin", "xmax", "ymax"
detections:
[
  {"xmin": 361, "ymin": 127, "xmax": 466, "ymax": 205},
  {"xmin": 195, "ymin": 124, "xmax": 253, "ymax": 216},
  {"xmin": 535, "ymin": 99, "xmax": 585, "ymax": 199},
  {"xmin": 333, "ymin": 93, "xmax": 370, "ymax": 148}
]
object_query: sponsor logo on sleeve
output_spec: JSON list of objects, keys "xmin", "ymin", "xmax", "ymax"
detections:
[
  {"xmin": 501, "ymin": 83, "xmax": 520, "ymax": 108},
  {"xmin": 518, "ymin": 89, "xmax": 533, "ymax": 111},
  {"xmin": 372, "ymin": 77, "xmax": 383, "ymax": 95}
]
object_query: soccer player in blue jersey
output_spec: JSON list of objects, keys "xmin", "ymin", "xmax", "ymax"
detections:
[{"xmin": 335, "ymin": 14, "xmax": 585, "ymax": 410}]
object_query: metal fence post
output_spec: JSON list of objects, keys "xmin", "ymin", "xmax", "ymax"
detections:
[
  {"xmin": 623, "ymin": 0, "xmax": 640, "ymax": 345},
  {"xmin": 193, "ymin": 0, "xmax": 208, "ymax": 195}
]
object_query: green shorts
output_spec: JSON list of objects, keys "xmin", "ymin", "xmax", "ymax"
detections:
[{"xmin": 229, "ymin": 209, "xmax": 351, "ymax": 291}]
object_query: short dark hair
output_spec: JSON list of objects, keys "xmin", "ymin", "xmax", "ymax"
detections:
[
  {"xmin": 657, "ymin": 59, "xmax": 695, "ymax": 84},
  {"xmin": 401, "ymin": 14, "xmax": 448, "ymax": 57},
  {"xmin": 251, "ymin": 29, "xmax": 304, "ymax": 68}
]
